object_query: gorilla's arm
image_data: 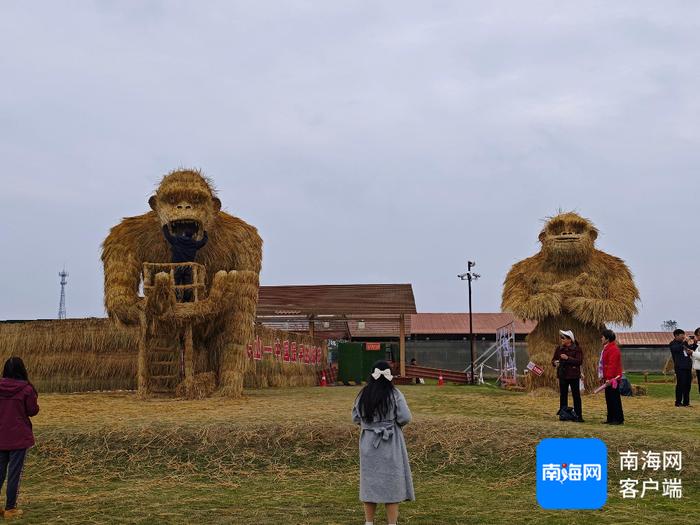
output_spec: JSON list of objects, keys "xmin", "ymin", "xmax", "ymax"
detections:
[
  {"xmin": 501, "ymin": 259, "xmax": 562, "ymax": 320},
  {"xmin": 564, "ymin": 258, "xmax": 639, "ymax": 326},
  {"xmin": 210, "ymin": 223, "xmax": 262, "ymax": 396},
  {"xmin": 101, "ymin": 221, "xmax": 144, "ymax": 325},
  {"xmin": 209, "ymin": 225, "xmax": 261, "ymax": 331}
]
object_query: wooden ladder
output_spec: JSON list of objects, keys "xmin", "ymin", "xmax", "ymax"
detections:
[
  {"xmin": 138, "ymin": 314, "xmax": 196, "ymax": 396},
  {"xmin": 148, "ymin": 342, "xmax": 181, "ymax": 394},
  {"xmin": 138, "ymin": 262, "xmax": 204, "ymax": 397}
]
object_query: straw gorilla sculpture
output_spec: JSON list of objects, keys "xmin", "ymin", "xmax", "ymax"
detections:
[
  {"xmin": 102, "ymin": 169, "xmax": 262, "ymax": 397},
  {"xmin": 502, "ymin": 212, "xmax": 639, "ymax": 392}
]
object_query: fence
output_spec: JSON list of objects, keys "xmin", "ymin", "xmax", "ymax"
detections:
[
  {"xmin": 406, "ymin": 340, "xmax": 671, "ymax": 375},
  {"xmin": 406, "ymin": 340, "xmax": 530, "ymax": 375}
]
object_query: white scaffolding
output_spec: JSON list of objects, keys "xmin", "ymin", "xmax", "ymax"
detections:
[
  {"xmin": 468, "ymin": 321, "xmax": 517, "ymax": 386},
  {"xmin": 496, "ymin": 322, "xmax": 517, "ymax": 386}
]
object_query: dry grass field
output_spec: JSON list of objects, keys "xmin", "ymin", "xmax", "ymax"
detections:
[{"xmin": 15, "ymin": 379, "xmax": 700, "ymax": 524}]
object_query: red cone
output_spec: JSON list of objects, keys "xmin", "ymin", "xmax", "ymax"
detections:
[
  {"xmin": 437, "ymin": 374, "xmax": 444, "ymax": 387},
  {"xmin": 320, "ymin": 372, "xmax": 327, "ymax": 387}
]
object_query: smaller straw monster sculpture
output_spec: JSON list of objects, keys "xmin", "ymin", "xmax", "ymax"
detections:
[
  {"xmin": 502, "ymin": 212, "xmax": 639, "ymax": 392},
  {"xmin": 102, "ymin": 169, "xmax": 262, "ymax": 397}
]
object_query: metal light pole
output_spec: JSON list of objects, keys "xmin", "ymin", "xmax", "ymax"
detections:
[{"xmin": 458, "ymin": 261, "xmax": 480, "ymax": 385}]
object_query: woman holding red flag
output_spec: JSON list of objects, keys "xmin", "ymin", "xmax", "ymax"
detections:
[{"xmin": 600, "ymin": 329, "xmax": 624, "ymax": 425}]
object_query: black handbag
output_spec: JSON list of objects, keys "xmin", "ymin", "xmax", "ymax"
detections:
[
  {"xmin": 557, "ymin": 406, "xmax": 578, "ymax": 421},
  {"xmin": 619, "ymin": 376, "xmax": 633, "ymax": 396}
]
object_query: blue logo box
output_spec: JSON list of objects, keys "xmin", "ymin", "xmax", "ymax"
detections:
[{"xmin": 536, "ymin": 438, "xmax": 608, "ymax": 510}]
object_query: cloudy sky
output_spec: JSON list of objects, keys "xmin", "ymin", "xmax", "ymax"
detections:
[{"xmin": 1, "ymin": 1, "xmax": 698, "ymax": 331}]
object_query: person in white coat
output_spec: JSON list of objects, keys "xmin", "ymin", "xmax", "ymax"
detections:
[
  {"xmin": 352, "ymin": 360, "xmax": 414, "ymax": 525},
  {"xmin": 692, "ymin": 328, "xmax": 700, "ymax": 394}
]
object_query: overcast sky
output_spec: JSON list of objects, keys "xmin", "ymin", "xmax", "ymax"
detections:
[{"xmin": 1, "ymin": 1, "xmax": 699, "ymax": 331}]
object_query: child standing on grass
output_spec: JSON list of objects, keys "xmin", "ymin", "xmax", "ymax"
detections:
[
  {"xmin": 352, "ymin": 360, "xmax": 414, "ymax": 525},
  {"xmin": 0, "ymin": 357, "xmax": 39, "ymax": 520}
]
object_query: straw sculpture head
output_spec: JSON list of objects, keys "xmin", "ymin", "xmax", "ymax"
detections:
[
  {"xmin": 538, "ymin": 212, "xmax": 598, "ymax": 266},
  {"xmin": 149, "ymin": 170, "xmax": 220, "ymax": 241}
]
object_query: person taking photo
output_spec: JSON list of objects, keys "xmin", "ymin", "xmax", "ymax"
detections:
[{"xmin": 669, "ymin": 329, "xmax": 693, "ymax": 407}]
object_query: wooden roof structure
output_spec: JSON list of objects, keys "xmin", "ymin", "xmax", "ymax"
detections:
[
  {"xmin": 257, "ymin": 318, "xmax": 350, "ymax": 341},
  {"xmin": 617, "ymin": 332, "xmax": 675, "ymax": 347},
  {"xmin": 347, "ymin": 316, "xmax": 414, "ymax": 339},
  {"xmin": 410, "ymin": 313, "xmax": 537, "ymax": 335},
  {"xmin": 256, "ymin": 284, "xmax": 416, "ymax": 375},
  {"xmin": 257, "ymin": 284, "xmax": 416, "ymax": 317},
  {"xmin": 339, "ymin": 312, "xmax": 680, "ymax": 346},
  {"xmin": 344, "ymin": 313, "xmax": 534, "ymax": 339}
]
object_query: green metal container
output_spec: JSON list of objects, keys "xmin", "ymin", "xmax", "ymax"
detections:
[
  {"xmin": 338, "ymin": 342, "xmax": 401, "ymax": 384},
  {"xmin": 337, "ymin": 342, "xmax": 364, "ymax": 384}
]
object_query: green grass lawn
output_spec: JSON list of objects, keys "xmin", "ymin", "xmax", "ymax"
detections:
[{"xmin": 14, "ymin": 381, "xmax": 700, "ymax": 524}]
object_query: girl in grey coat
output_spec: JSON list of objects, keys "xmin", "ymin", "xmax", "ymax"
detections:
[{"xmin": 352, "ymin": 360, "xmax": 414, "ymax": 525}]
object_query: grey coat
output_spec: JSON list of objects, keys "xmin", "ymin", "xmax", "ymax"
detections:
[{"xmin": 352, "ymin": 388, "xmax": 415, "ymax": 503}]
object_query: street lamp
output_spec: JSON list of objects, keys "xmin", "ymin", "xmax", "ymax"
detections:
[{"xmin": 458, "ymin": 261, "xmax": 480, "ymax": 385}]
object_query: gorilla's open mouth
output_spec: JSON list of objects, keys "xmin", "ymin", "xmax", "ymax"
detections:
[{"xmin": 169, "ymin": 220, "xmax": 202, "ymax": 238}]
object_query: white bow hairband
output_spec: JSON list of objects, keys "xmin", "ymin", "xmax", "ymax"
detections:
[{"xmin": 371, "ymin": 368, "xmax": 393, "ymax": 381}]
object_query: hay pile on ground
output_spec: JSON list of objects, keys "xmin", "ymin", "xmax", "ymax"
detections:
[
  {"xmin": 631, "ymin": 384, "xmax": 648, "ymax": 396},
  {"xmin": 175, "ymin": 372, "xmax": 217, "ymax": 399},
  {"xmin": 22, "ymin": 383, "xmax": 700, "ymax": 523},
  {"xmin": 0, "ymin": 319, "xmax": 137, "ymax": 392},
  {"xmin": 0, "ymin": 319, "xmax": 326, "ymax": 393}
]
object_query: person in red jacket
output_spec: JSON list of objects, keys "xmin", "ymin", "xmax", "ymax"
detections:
[
  {"xmin": 0, "ymin": 357, "xmax": 39, "ymax": 520},
  {"xmin": 599, "ymin": 329, "xmax": 624, "ymax": 425}
]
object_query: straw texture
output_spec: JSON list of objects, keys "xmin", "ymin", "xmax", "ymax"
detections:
[
  {"xmin": 0, "ymin": 319, "xmax": 326, "ymax": 393},
  {"xmin": 502, "ymin": 212, "xmax": 639, "ymax": 392},
  {"xmin": 101, "ymin": 169, "xmax": 265, "ymax": 397}
]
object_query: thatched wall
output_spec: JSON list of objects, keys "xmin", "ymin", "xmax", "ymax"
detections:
[
  {"xmin": 0, "ymin": 319, "xmax": 326, "ymax": 393},
  {"xmin": 243, "ymin": 325, "xmax": 326, "ymax": 388}
]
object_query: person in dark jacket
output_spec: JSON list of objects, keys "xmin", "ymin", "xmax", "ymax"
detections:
[
  {"xmin": 162, "ymin": 225, "xmax": 208, "ymax": 301},
  {"xmin": 0, "ymin": 357, "xmax": 39, "ymax": 520},
  {"xmin": 551, "ymin": 329, "xmax": 584, "ymax": 422},
  {"xmin": 599, "ymin": 329, "xmax": 624, "ymax": 424},
  {"xmin": 409, "ymin": 358, "xmax": 423, "ymax": 384},
  {"xmin": 669, "ymin": 328, "xmax": 693, "ymax": 407}
]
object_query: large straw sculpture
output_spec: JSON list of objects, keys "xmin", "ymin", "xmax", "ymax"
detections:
[
  {"xmin": 101, "ymin": 169, "xmax": 262, "ymax": 397},
  {"xmin": 502, "ymin": 212, "xmax": 639, "ymax": 393}
]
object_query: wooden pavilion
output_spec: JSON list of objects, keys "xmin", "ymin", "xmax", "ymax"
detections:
[{"xmin": 256, "ymin": 284, "xmax": 417, "ymax": 375}]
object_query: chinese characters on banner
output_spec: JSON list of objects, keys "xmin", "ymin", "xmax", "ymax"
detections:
[
  {"xmin": 619, "ymin": 451, "xmax": 683, "ymax": 499},
  {"xmin": 274, "ymin": 340, "xmax": 281, "ymax": 359},
  {"xmin": 248, "ymin": 336, "xmax": 323, "ymax": 366}
]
